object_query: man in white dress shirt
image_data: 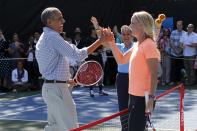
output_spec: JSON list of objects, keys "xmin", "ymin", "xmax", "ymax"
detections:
[
  {"xmin": 35, "ymin": 7, "xmax": 113, "ymax": 131},
  {"xmin": 180, "ymin": 23, "xmax": 197, "ymax": 85}
]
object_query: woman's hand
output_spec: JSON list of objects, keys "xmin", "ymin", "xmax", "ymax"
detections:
[
  {"xmin": 90, "ymin": 16, "xmax": 100, "ymax": 29},
  {"xmin": 100, "ymin": 28, "xmax": 115, "ymax": 46}
]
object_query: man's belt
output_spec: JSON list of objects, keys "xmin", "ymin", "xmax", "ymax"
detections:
[{"xmin": 44, "ymin": 79, "xmax": 68, "ymax": 83}]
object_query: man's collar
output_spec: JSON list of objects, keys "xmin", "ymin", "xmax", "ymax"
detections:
[{"xmin": 43, "ymin": 27, "xmax": 59, "ymax": 35}]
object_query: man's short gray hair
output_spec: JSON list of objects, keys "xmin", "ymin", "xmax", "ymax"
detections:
[
  {"xmin": 41, "ymin": 7, "xmax": 60, "ymax": 26},
  {"xmin": 121, "ymin": 25, "xmax": 132, "ymax": 34}
]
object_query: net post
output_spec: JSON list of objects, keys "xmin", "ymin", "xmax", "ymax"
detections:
[{"xmin": 180, "ymin": 84, "xmax": 184, "ymax": 131}]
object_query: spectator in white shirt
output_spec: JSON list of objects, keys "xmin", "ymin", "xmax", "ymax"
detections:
[
  {"xmin": 11, "ymin": 61, "xmax": 30, "ymax": 92},
  {"xmin": 180, "ymin": 23, "xmax": 197, "ymax": 85}
]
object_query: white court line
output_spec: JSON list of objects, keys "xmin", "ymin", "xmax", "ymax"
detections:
[
  {"xmin": 8, "ymin": 94, "xmax": 41, "ymax": 102},
  {"xmin": 0, "ymin": 106, "xmax": 46, "ymax": 118},
  {"xmin": 0, "ymin": 94, "xmax": 41, "ymax": 103},
  {"xmin": 0, "ymin": 118, "xmax": 47, "ymax": 123},
  {"xmin": 0, "ymin": 93, "xmax": 6, "ymax": 96}
]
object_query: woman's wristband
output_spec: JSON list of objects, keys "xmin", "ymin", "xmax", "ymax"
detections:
[{"xmin": 149, "ymin": 94, "xmax": 156, "ymax": 99}]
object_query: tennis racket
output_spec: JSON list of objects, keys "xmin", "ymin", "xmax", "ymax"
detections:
[
  {"xmin": 145, "ymin": 91, "xmax": 156, "ymax": 131},
  {"xmin": 73, "ymin": 60, "xmax": 103, "ymax": 86}
]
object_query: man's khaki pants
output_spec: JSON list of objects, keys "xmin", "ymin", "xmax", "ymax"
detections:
[{"xmin": 42, "ymin": 83, "xmax": 78, "ymax": 131}]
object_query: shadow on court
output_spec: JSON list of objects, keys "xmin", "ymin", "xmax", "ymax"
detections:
[
  {"xmin": 0, "ymin": 86, "xmax": 118, "ymax": 131},
  {"xmin": 0, "ymin": 86, "xmax": 197, "ymax": 131}
]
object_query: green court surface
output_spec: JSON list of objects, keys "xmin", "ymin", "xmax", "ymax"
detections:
[
  {"xmin": 0, "ymin": 90, "xmax": 44, "ymax": 131},
  {"xmin": 0, "ymin": 120, "xmax": 46, "ymax": 131}
]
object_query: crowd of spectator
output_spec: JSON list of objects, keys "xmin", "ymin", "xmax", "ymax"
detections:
[
  {"xmin": 158, "ymin": 20, "xmax": 197, "ymax": 86},
  {"xmin": 1, "ymin": 20, "xmax": 197, "ymax": 93}
]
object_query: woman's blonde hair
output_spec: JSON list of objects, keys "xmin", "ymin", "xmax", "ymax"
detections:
[{"xmin": 132, "ymin": 11, "xmax": 155, "ymax": 41}]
